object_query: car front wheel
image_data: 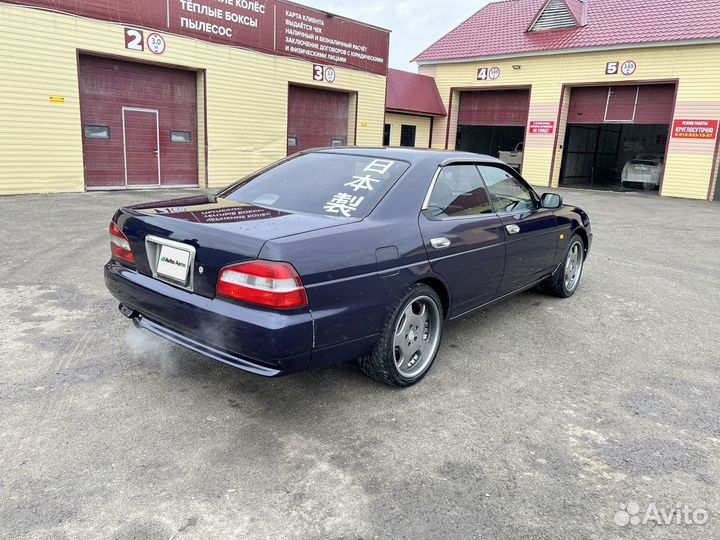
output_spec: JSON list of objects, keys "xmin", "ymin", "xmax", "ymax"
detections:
[
  {"xmin": 543, "ymin": 234, "xmax": 585, "ymax": 298},
  {"xmin": 358, "ymin": 284, "xmax": 443, "ymax": 387}
]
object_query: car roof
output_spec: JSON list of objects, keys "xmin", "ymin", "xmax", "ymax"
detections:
[{"xmin": 314, "ymin": 146, "xmax": 504, "ymax": 166}]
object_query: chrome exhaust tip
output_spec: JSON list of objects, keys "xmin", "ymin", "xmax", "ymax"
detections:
[{"xmin": 118, "ymin": 303, "xmax": 139, "ymax": 319}]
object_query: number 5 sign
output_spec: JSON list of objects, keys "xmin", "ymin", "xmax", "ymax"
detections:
[{"xmin": 606, "ymin": 60, "xmax": 637, "ymax": 76}]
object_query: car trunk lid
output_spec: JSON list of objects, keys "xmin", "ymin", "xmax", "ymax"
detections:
[{"xmin": 115, "ymin": 194, "xmax": 355, "ymax": 299}]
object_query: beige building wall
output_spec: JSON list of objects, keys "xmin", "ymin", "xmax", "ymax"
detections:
[
  {"xmin": 384, "ymin": 113, "xmax": 433, "ymax": 148},
  {"xmin": 420, "ymin": 43, "xmax": 720, "ymax": 200},
  {"xmin": 0, "ymin": 3, "xmax": 387, "ymax": 195}
]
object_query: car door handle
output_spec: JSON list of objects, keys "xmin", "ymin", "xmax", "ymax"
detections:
[
  {"xmin": 506, "ymin": 224, "xmax": 521, "ymax": 235},
  {"xmin": 430, "ymin": 237, "xmax": 451, "ymax": 249}
]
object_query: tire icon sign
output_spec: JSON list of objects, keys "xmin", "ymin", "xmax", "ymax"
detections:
[
  {"xmin": 147, "ymin": 33, "xmax": 166, "ymax": 55},
  {"xmin": 622, "ymin": 60, "xmax": 636, "ymax": 76},
  {"xmin": 325, "ymin": 67, "xmax": 336, "ymax": 83}
]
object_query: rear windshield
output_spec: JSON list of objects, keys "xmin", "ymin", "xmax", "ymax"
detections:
[{"xmin": 220, "ymin": 153, "xmax": 410, "ymax": 219}]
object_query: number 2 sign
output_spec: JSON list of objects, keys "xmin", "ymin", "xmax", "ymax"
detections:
[
  {"xmin": 124, "ymin": 28, "xmax": 166, "ymax": 55},
  {"xmin": 125, "ymin": 28, "xmax": 144, "ymax": 51}
]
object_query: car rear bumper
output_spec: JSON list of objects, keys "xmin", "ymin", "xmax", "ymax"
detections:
[{"xmin": 105, "ymin": 261, "xmax": 313, "ymax": 376}]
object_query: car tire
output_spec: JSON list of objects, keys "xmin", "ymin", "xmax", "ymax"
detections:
[
  {"xmin": 543, "ymin": 234, "xmax": 585, "ymax": 298},
  {"xmin": 358, "ymin": 284, "xmax": 444, "ymax": 387}
]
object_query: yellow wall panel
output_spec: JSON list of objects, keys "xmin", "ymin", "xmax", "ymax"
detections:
[
  {"xmin": 521, "ymin": 147, "xmax": 554, "ymax": 188},
  {"xmin": 425, "ymin": 43, "xmax": 720, "ymax": 200},
  {"xmin": 0, "ymin": 4, "xmax": 386, "ymax": 194},
  {"xmin": 384, "ymin": 113, "xmax": 433, "ymax": 148}
]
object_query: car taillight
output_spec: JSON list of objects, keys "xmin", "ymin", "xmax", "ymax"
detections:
[
  {"xmin": 109, "ymin": 222, "xmax": 136, "ymax": 265},
  {"xmin": 217, "ymin": 261, "xmax": 308, "ymax": 310}
]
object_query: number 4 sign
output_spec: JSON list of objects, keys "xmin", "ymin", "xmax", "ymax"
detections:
[{"xmin": 477, "ymin": 66, "xmax": 501, "ymax": 81}]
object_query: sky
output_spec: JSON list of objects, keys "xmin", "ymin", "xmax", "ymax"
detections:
[{"xmin": 300, "ymin": 0, "xmax": 494, "ymax": 71}]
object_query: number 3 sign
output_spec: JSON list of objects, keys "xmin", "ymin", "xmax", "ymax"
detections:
[
  {"xmin": 312, "ymin": 65, "xmax": 336, "ymax": 83},
  {"xmin": 313, "ymin": 64, "xmax": 324, "ymax": 81}
]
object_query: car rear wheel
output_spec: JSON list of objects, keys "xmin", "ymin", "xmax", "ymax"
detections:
[
  {"xmin": 543, "ymin": 234, "xmax": 585, "ymax": 298},
  {"xmin": 358, "ymin": 284, "xmax": 443, "ymax": 387}
]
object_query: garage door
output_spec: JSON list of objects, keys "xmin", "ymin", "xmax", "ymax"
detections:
[
  {"xmin": 287, "ymin": 86, "xmax": 349, "ymax": 155},
  {"xmin": 567, "ymin": 84, "xmax": 675, "ymax": 124},
  {"xmin": 561, "ymin": 84, "xmax": 676, "ymax": 190},
  {"xmin": 458, "ymin": 89, "xmax": 530, "ymax": 126},
  {"xmin": 79, "ymin": 55, "xmax": 198, "ymax": 189},
  {"xmin": 455, "ymin": 89, "xmax": 530, "ymax": 165}
]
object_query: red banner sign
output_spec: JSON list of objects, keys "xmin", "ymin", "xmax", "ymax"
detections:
[
  {"xmin": 672, "ymin": 120, "xmax": 718, "ymax": 140},
  {"xmin": 7, "ymin": 0, "xmax": 389, "ymax": 75},
  {"xmin": 529, "ymin": 121, "xmax": 555, "ymax": 135}
]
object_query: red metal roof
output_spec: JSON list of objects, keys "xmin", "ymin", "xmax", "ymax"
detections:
[
  {"xmin": 415, "ymin": 0, "xmax": 720, "ymax": 63},
  {"xmin": 386, "ymin": 68, "xmax": 447, "ymax": 116}
]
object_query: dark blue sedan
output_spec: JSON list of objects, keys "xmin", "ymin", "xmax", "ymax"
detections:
[{"xmin": 105, "ymin": 148, "xmax": 592, "ymax": 387}]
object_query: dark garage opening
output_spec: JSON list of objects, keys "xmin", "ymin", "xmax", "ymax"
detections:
[
  {"xmin": 457, "ymin": 125, "xmax": 525, "ymax": 157},
  {"xmin": 560, "ymin": 124, "xmax": 669, "ymax": 190},
  {"xmin": 455, "ymin": 89, "xmax": 529, "ymax": 171},
  {"xmin": 559, "ymin": 84, "xmax": 675, "ymax": 192}
]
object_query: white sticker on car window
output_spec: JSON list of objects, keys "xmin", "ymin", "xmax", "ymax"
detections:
[
  {"xmin": 324, "ymin": 193, "xmax": 365, "ymax": 217},
  {"xmin": 322, "ymin": 159, "xmax": 398, "ymax": 217},
  {"xmin": 345, "ymin": 175, "xmax": 381, "ymax": 192},
  {"xmin": 363, "ymin": 159, "xmax": 395, "ymax": 176}
]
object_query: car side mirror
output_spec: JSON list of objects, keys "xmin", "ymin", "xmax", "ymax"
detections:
[{"xmin": 541, "ymin": 193, "xmax": 563, "ymax": 209}]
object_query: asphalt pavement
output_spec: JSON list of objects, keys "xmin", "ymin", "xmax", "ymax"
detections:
[{"xmin": 1, "ymin": 187, "xmax": 718, "ymax": 539}]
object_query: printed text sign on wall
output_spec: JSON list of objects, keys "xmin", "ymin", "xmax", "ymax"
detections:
[
  {"xmin": 672, "ymin": 120, "xmax": 719, "ymax": 140},
  {"xmin": 16, "ymin": 0, "xmax": 389, "ymax": 75},
  {"xmin": 529, "ymin": 121, "xmax": 555, "ymax": 135}
]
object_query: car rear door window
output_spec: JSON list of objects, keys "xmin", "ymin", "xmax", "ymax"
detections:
[
  {"xmin": 478, "ymin": 165, "xmax": 536, "ymax": 214},
  {"xmin": 220, "ymin": 153, "xmax": 410, "ymax": 219},
  {"xmin": 425, "ymin": 165, "xmax": 494, "ymax": 219}
]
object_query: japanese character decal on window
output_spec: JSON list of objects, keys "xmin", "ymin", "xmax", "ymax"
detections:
[
  {"xmin": 345, "ymin": 175, "xmax": 381, "ymax": 192},
  {"xmin": 322, "ymin": 159, "xmax": 397, "ymax": 217},
  {"xmin": 324, "ymin": 193, "xmax": 365, "ymax": 217},
  {"xmin": 363, "ymin": 159, "xmax": 395, "ymax": 176}
]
